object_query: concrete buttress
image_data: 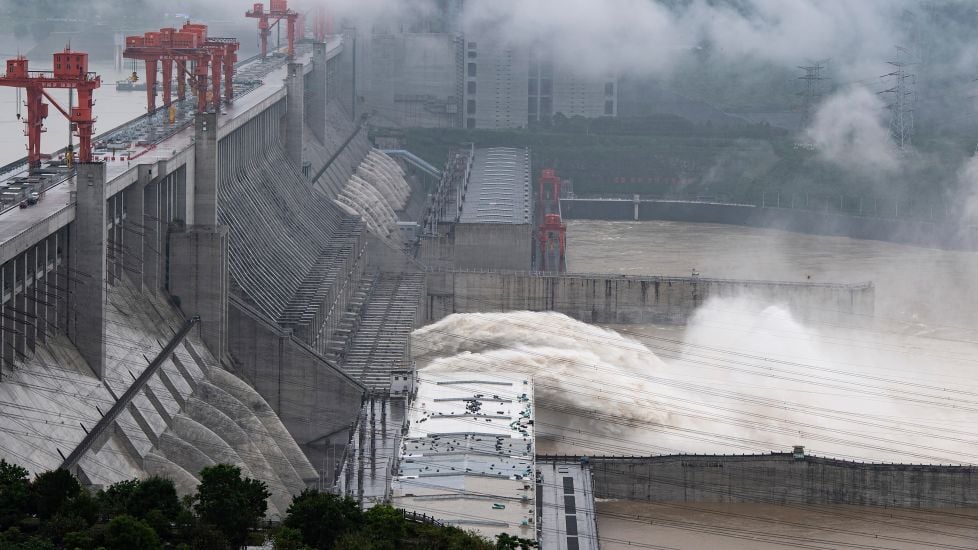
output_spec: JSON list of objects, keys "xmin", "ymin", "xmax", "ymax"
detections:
[
  {"xmin": 126, "ymin": 165, "xmax": 149, "ymax": 289},
  {"xmin": 193, "ymin": 113, "xmax": 219, "ymax": 226},
  {"xmin": 68, "ymin": 162, "xmax": 108, "ymax": 379},
  {"xmin": 168, "ymin": 225, "xmax": 229, "ymax": 362},
  {"xmin": 285, "ymin": 62, "xmax": 306, "ymax": 168},
  {"xmin": 309, "ymin": 43, "xmax": 328, "ymax": 144}
]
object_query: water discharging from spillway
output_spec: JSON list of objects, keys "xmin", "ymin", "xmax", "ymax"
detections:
[
  {"xmin": 413, "ymin": 304, "xmax": 978, "ymax": 465},
  {"xmin": 334, "ymin": 150, "xmax": 413, "ymax": 240}
]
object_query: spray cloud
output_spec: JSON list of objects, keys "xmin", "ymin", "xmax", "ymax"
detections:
[{"xmin": 414, "ymin": 308, "xmax": 978, "ymax": 464}]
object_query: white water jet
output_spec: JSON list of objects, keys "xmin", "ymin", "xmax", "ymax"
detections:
[
  {"xmin": 348, "ymin": 177, "xmax": 397, "ymax": 227},
  {"xmin": 337, "ymin": 191, "xmax": 385, "ymax": 235},
  {"xmin": 413, "ymin": 306, "xmax": 978, "ymax": 464}
]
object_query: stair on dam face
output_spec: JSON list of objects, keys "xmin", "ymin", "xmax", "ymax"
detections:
[
  {"xmin": 324, "ymin": 276, "xmax": 376, "ymax": 363},
  {"xmin": 339, "ymin": 273, "xmax": 424, "ymax": 391}
]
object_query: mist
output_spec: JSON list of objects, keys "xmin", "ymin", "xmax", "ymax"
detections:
[
  {"xmin": 312, "ymin": 0, "xmax": 978, "ymax": 83},
  {"xmin": 414, "ymin": 308, "xmax": 978, "ymax": 464},
  {"xmin": 803, "ymin": 86, "xmax": 901, "ymax": 176}
]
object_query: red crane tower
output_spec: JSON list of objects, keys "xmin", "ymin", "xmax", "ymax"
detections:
[
  {"xmin": 537, "ymin": 169, "xmax": 567, "ymax": 272},
  {"xmin": 246, "ymin": 0, "xmax": 300, "ymax": 59},
  {"xmin": 0, "ymin": 49, "xmax": 101, "ymax": 168},
  {"xmin": 124, "ymin": 23, "xmax": 239, "ymax": 114},
  {"xmin": 312, "ymin": 5, "xmax": 332, "ymax": 43}
]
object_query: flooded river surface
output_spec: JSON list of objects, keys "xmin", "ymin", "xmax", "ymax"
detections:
[
  {"xmin": 566, "ymin": 219, "xmax": 978, "ymax": 329},
  {"xmin": 563, "ymin": 220, "xmax": 978, "ymax": 547},
  {"xmin": 596, "ymin": 500, "xmax": 978, "ymax": 549}
]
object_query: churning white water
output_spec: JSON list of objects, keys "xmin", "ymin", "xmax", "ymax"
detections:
[
  {"xmin": 336, "ymin": 150, "xmax": 412, "ymax": 239},
  {"xmin": 413, "ymin": 305, "xmax": 978, "ymax": 464}
]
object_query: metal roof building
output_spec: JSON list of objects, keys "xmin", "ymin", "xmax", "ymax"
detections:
[
  {"xmin": 458, "ymin": 147, "xmax": 531, "ymax": 224},
  {"xmin": 391, "ymin": 371, "xmax": 537, "ymax": 542}
]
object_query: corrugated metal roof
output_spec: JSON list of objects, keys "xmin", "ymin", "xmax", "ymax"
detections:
[
  {"xmin": 459, "ymin": 147, "xmax": 531, "ymax": 224},
  {"xmin": 391, "ymin": 371, "xmax": 537, "ymax": 541}
]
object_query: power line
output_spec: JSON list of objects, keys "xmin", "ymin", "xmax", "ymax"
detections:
[
  {"xmin": 798, "ymin": 60, "xmax": 829, "ymax": 125},
  {"xmin": 880, "ymin": 46, "xmax": 918, "ymax": 151}
]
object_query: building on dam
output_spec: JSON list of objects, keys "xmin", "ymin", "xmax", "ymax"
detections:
[
  {"xmin": 391, "ymin": 371, "xmax": 537, "ymax": 542},
  {"xmin": 419, "ymin": 146, "xmax": 534, "ymax": 271}
]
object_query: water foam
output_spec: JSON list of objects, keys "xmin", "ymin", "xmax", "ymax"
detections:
[{"xmin": 413, "ymin": 304, "xmax": 978, "ymax": 464}]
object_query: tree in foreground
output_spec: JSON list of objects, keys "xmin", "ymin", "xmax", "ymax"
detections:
[
  {"xmin": 193, "ymin": 464, "xmax": 270, "ymax": 548},
  {"xmin": 30, "ymin": 469, "xmax": 80, "ymax": 520},
  {"xmin": 282, "ymin": 490, "xmax": 363, "ymax": 549},
  {"xmin": 103, "ymin": 514, "xmax": 162, "ymax": 550},
  {"xmin": 495, "ymin": 533, "xmax": 539, "ymax": 549},
  {"xmin": 0, "ymin": 460, "xmax": 30, "ymax": 530}
]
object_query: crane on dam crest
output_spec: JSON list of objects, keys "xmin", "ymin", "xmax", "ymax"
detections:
[
  {"xmin": 0, "ymin": 49, "xmax": 100, "ymax": 168},
  {"xmin": 124, "ymin": 22, "xmax": 240, "ymax": 114}
]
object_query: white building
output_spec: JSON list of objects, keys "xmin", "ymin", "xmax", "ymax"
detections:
[{"xmin": 391, "ymin": 371, "xmax": 537, "ymax": 542}]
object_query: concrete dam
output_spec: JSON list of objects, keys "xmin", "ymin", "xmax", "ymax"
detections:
[
  {"xmin": 0, "ymin": 36, "xmax": 424, "ymax": 508},
  {"xmin": 0, "ymin": 27, "xmax": 973, "ymax": 548}
]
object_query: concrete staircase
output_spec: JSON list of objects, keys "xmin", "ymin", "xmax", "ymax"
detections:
[
  {"xmin": 324, "ymin": 276, "xmax": 376, "ymax": 363},
  {"xmin": 339, "ymin": 273, "xmax": 424, "ymax": 391}
]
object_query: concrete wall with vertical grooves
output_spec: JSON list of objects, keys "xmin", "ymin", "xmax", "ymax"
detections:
[
  {"xmin": 559, "ymin": 454, "xmax": 978, "ymax": 508},
  {"xmin": 424, "ymin": 270, "xmax": 874, "ymax": 326}
]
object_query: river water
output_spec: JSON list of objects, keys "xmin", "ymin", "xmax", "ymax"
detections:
[
  {"xmin": 566, "ymin": 219, "xmax": 978, "ymax": 330},
  {"xmin": 560, "ymin": 220, "xmax": 978, "ymax": 548}
]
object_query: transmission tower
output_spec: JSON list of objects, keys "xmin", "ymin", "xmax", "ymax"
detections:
[
  {"xmin": 881, "ymin": 46, "xmax": 917, "ymax": 151},
  {"xmin": 798, "ymin": 60, "xmax": 828, "ymax": 125}
]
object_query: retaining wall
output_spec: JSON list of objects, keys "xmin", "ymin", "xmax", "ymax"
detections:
[
  {"xmin": 557, "ymin": 454, "xmax": 978, "ymax": 508},
  {"xmin": 562, "ymin": 199, "xmax": 978, "ymax": 250},
  {"xmin": 424, "ymin": 270, "xmax": 874, "ymax": 325}
]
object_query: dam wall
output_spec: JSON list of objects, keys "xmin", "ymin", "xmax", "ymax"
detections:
[
  {"xmin": 562, "ymin": 198, "xmax": 978, "ymax": 250},
  {"xmin": 424, "ymin": 270, "xmax": 874, "ymax": 325},
  {"xmin": 548, "ymin": 454, "xmax": 978, "ymax": 508},
  {"xmin": 0, "ymin": 38, "xmax": 395, "ymax": 496}
]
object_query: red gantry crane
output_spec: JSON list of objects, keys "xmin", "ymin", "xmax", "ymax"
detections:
[
  {"xmin": 246, "ymin": 0, "xmax": 300, "ymax": 59},
  {"xmin": 124, "ymin": 22, "xmax": 239, "ymax": 114},
  {"xmin": 312, "ymin": 4, "xmax": 332, "ymax": 43},
  {"xmin": 0, "ymin": 49, "xmax": 101, "ymax": 169},
  {"xmin": 537, "ymin": 169, "xmax": 567, "ymax": 272}
]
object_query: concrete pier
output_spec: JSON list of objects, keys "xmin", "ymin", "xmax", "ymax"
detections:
[
  {"xmin": 67, "ymin": 163, "xmax": 107, "ymax": 379},
  {"xmin": 285, "ymin": 63, "xmax": 305, "ymax": 168},
  {"xmin": 168, "ymin": 225, "xmax": 229, "ymax": 361}
]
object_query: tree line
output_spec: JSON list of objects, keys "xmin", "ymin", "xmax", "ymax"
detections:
[{"xmin": 0, "ymin": 460, "xmax": 537, "ymax": 550}]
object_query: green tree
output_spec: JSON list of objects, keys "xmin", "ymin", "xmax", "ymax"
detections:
[
  {"xmin": 129, "ymin": 476, "xmax": 181, "ymax": 519},
  {"xmin": 495, "ymin": 533, "xmax": 539, "ymax": 549},
  {"xmin": 184, "ymin": 521, "xmax": 228, "ymax": 550},
  {"xmin": 103, "ymin": 515, "xmax": 162, "ymax": 550},
  {"xmin": 333, "ymin": 531, "xmax": 379, "ymax": 550},
  {"xmin": 0, "ymin": 459, "xmax": 31, "ymax": 529},
  {"xmin": 361, "ymin": 505, "xmax": 406, "ymax": 549},
  {"xmin": 193, "ymin": 464, "xmax": 269, "ymax": 548},
  {"xmin": 0, "ymin": 527, "xmax": 57, "ymax": 550},
  {"xmin": 62, "ymin": 528, "xmax": 96, "ymax": 550},
  {"xmin": 282, "ymin": 490, "xmax": 363, "ymax": 550},
  {"xmin": 272, "ymin": 526, "xmax": 309, "ymax": 550},
  {"xmin": 30, "ymin": 469, "xmax": 80, "ymax": 520},
  {"xmin": 96, "ymin": 479, "xmax": 140, "ymax": 520}
]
